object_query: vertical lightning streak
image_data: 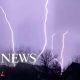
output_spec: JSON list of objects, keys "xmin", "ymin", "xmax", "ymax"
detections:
[
  {"xmin": 35, "ymin": 0, "xmax": 48, "ymax": 63},
  {"xmin": 51, "ymin": 34, "xmax": 61, "ymax": 67},
  {"xmin": 61, "ymin": 31, "xmax": 69, "ymax": 73},
  {"xmin": 0, "ymin": 6, "xmax": 15, "ymax": 53}
]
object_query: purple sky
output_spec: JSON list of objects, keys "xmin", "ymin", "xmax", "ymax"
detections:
[{"xmin": 0, "ymin": 0, "xmax": 80, "ymax": 67}]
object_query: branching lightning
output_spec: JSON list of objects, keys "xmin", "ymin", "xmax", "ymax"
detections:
[
  {"xmin": 51, "ymin": 31, "xmax": 69, "ymax": 74},
  {"xmin": 35, "ymin": 0, "xmax": 48, "ymax": 63},
  {"xmin": 0, "ymin": 6, "xmax": 15, "ymax": 53},
  {"xmin": 61, "ymin": 31, "xmax": 69, "ymax": 73}
]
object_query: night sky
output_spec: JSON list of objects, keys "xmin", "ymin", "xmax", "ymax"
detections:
[{"xmin": 0, "ymin": 0, "xmax": 80, "ymax": 67}]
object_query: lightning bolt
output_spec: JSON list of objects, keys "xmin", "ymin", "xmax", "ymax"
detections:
[
  {"xmin": 61, "ymin": 31, "xmax": 69, "ymax": 73},
  {"xmin": 0, "ymin": 7, "xmax": 15, "ymax": 53},
  {"xmin": 34, "ymin": 0, "xmax": 48, "ymax": 63},
  {"xmin": 51, "ymin": 33, "xmax": 61, "ymax": 69}
]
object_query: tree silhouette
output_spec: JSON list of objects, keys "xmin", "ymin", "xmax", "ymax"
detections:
[
  {"xmin": 38, "ymin": 50, "xmax": 61, "ymax": 80},
  {"xmin": 39, "ymin": 50, "xmax": 53, "ymax": 68}
]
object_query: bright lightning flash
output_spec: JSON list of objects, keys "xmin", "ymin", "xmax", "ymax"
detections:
[
  {"xmin": 0, "ymin": 6, "xmax": 15, "ymax": 53},
  {"xmin": 61, "ymin": 31, "xmax": 69, "ymax": 73},
  {"xmin": 34, "ymin": 0, "xmax": 48, "ymax": 63}
]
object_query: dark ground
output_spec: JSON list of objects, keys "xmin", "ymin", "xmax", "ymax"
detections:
[{"xmin": 0, "ymin": 62, "xmax": 80, "ymax": 80}]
